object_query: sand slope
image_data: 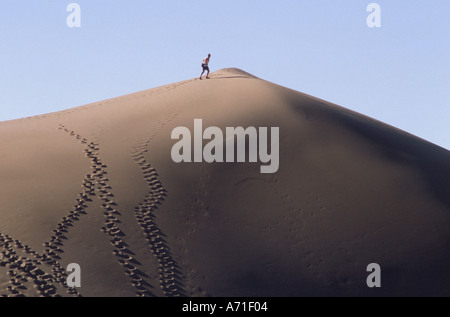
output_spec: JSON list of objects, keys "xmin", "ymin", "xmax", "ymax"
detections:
[{"xmin": 1, "ymin": 68, "xmax": 450, "ymax": 297}]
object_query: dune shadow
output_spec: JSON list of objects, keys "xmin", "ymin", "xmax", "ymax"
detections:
[
  {"xmin": 289, "ymin": 97, "xmax": 450, "ymax": 211},
  {"xmin": 338, "ymin": 112, "xmax": 450, "ymax": 210}
]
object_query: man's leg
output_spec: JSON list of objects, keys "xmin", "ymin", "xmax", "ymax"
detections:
[
  {"xmin": 206, "ymin": 68, "xmax": 210, "ymax": 78},
  {"xmin": 200, "ymin": 69, "xmax": 204, "ymax": 79}
]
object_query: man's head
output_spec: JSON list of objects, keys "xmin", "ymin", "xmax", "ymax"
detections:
[{"xmin": 208, "ymin": 53, "xmax": 211, "ymax": 57}]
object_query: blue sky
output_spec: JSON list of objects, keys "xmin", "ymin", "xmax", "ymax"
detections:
[{"xmin": 1, "ymin": 1, "xmax": 449, "ymax": 149}]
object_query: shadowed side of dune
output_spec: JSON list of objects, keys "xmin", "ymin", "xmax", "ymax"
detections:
[{"xmin": 280, "ymin": 86, "xmax": 450, "ymax": 211}]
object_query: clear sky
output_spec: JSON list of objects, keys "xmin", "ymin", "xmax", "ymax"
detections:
[{"xmin": 1, "ymin": 1, "xmax": 449, "ymax": 149}]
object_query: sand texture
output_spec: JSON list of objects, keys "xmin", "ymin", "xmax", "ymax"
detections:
[{"xmin": 1, "ymin": 68, "xmax": 450, "ymax": 297}]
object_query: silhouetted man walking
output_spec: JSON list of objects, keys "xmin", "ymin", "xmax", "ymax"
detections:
[{"xmin": 200, "ymin": 54, "xmax": 211, "ymax": 80}]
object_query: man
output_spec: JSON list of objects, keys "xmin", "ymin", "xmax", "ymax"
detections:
[{"xmin": 199, "ymin": 54, "xmax": 211, "ymax": 79}]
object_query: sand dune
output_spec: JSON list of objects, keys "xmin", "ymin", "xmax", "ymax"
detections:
[{"xmin": 1, "ymin": 68, "xmax": 449, "ymax": 297}]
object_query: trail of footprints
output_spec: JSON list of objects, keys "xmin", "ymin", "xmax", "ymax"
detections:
[
  {"xmin": 0, "ymin": 126, "xmax": 103, "ymax": 296},
  {"xmin": 0, "ymin": 232, "xmax": 78, "ymax": 297},
  {"xmin": 1, "ymin": 122, "xmax": 185, "ymax": 296},
  {"xmin": 1, "ymin": 79, "xmax": 194, "ymax": 296},
  {"xmin": 61, "ymin": 78, "xmax": 195, "ymax": 116},
  {"xmin": 58, "ymin": 124, "xmax": 156, "ymax": 297},
  {"xmin": 132, "ymin": 142, "xmax": 184, "ymax": 296},
  {"xmin": 129, "ymin": 110, "xmax": 184, "ymax": 296}
]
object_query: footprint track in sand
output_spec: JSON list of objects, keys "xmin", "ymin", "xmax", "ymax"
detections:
[
  {"xmin": 60, "ymin": 78, "xmax": 196, "ymax": 116},
  {"xmin": 0, "ymin": 230, "xmax": 79, "ymax": 297},
  {"xmin": 132, "ymin": 146, "xmax": 184, "ymax": 297},
  {"xmin": 1, "ymin": 111, "xmax": 184, "ymax": 296},
  {"xmin": 58, "ymin": 124, "xmax": 156, "ymax": 297},
  {"xmin": 131, "ymin": 110, "xmax": 186, "ymax": 297},
  {"xmin": 1, "ymin": 123, "xmax": 156, "ymax": 297},
  {"xmin": 0, "ymin": 125, "xmax": 101, "ymax": 297}
]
